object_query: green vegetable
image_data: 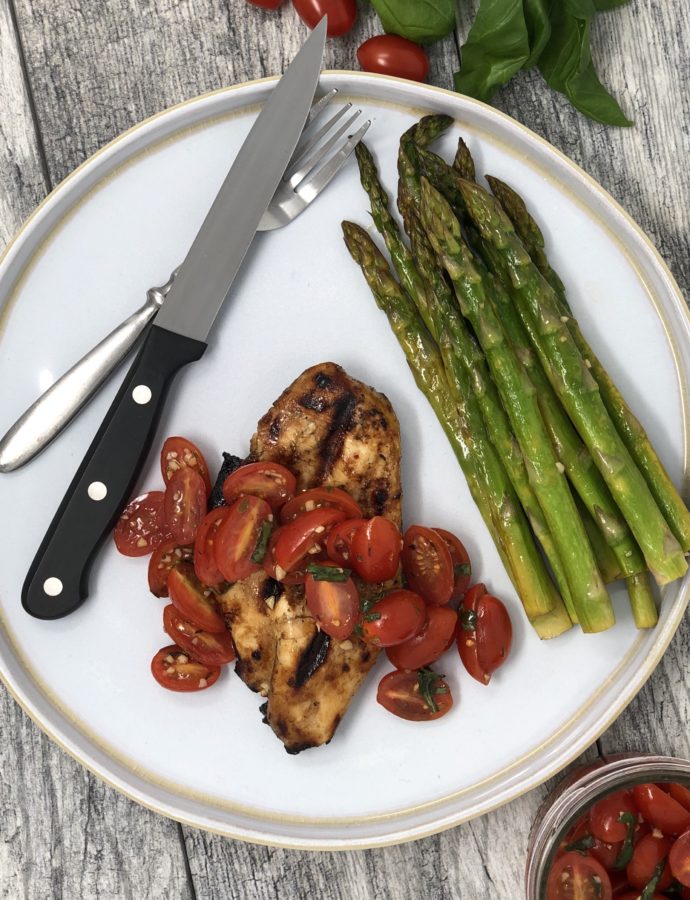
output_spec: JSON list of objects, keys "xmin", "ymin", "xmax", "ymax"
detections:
[
  {"xmin": 538, "ymin": 1, "xmax": 632, "ymax": 126},
  {"xmin": 611, "ymin": 811, "xmax": 637, "ymax": 870},
  {"xmin": 522, "ymin": 0, "xmax": 551, "ymax": 68},
  {"xmin": 306, "ymin": 563, "xmax": 351, "ymax": 583},
  {"xmin": 417, "ymin": 667, "xmax": 449, "ymax": 713},
  {"xmin": 370, "ymin": 0, "xmax": 456, "ymax": 44},
  {"xmin": 640, "ymin": 859, "xmax": 667, "ymax": 900},
  {"xmin": 250, "ymin": 520, "xmax": 273, "ymax": 564},
  {"xmin": 454, "ymin": 0, "xmax": 530, "ymax": 102}
]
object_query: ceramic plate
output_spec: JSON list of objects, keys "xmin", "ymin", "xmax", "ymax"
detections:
[{"xmin": 1, "ymin": 73, "xmax": 689, "ymax": 850}]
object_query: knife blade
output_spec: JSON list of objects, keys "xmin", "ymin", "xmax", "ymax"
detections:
[{"xmin": 22, "ymin": 19, "xmax": 327, "ymax": 619}]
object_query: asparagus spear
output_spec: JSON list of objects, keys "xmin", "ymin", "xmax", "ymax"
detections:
[
  {"xmin": 625, "ymin": 571, "xmax": 658, "ymax": 629},
  {"xmin": 342, "ymin": 221, "xmax": 570, "ymax": 634},
  {"xmin": 453, "ymin": 137, "xmax": 476, "ymax": 182},
  {"xmin": 458, "ymin": 176, "xmax": 688, "ymax": 585},
  {"xmin": 486, "ymin": 174, "xmax": 690, "ymax": 554},
  {"xmin": 419, "ymin": 178, "xmax": 615, "ymax": 632},
  {"xmin": 397, "ymin": 115, "xmax": 453, "ymax": 229}
]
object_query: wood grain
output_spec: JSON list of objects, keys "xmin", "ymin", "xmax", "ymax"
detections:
[{"xmin": 1, "ymin": 0, "xmax": 689, "ymax": 897}]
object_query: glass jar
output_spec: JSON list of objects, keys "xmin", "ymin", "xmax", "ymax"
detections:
[{"xmin": 525, "ymin": 752, "xmax": 690, "ymax": 898}]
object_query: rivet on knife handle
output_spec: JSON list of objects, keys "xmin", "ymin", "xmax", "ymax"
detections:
[
  {"xmin": 0, "ymin": 269, "xmax": 178, "ymax": 473},
  {"xmin": 21, "ymin": 323, "xmax": 206, "ymax": 619}
]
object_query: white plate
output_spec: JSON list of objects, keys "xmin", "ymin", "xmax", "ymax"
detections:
[{"xmin": 1, "ymin": 73, "xmax": 689, "ymax": 850}]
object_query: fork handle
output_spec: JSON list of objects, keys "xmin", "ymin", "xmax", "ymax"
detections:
[{"xmin": 0, "ymin": 295, "xmax": 160, "ymax": 473}]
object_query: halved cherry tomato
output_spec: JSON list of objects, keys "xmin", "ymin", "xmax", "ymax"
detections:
[
  {"xmin": 164, "ymin": 467, "xmax": 207, "ymax": 545},
  {"xmin": 304, "ymin": 564, "xmax": 359, "ymax": 639},
  {"xmin": 292, "ymin": 0, "xmax": 356, "ymax": 37},
  {"xmin": 633, "ymin": 783, "xmax": 690, "ymax": 835},
  {"xmin": 626, "ymin": 832, "xmax": 673, "ymax": 890},
  {"xmin": 280, "ymin": 486, "xmax": 361, "ymax": 524},
  {"xmin": 376, "ymin": 669, "xmax": 453, "ymax": 722},
  {"xmin": 151, "ymin": 644, "xmax": 220, "ymax": 692},
  {"xmin": 214, "ymin": 495, "xmax": 273, "ymax": 583},
  {"xmin": 401, "ymin": 524, "xmax": 454, "ymax": 606},
  {"xmin": 349, "ymin": 516, "xmax": 402, "ymax": 583},
  {"xmin": 262, "ymin": 528, "xmax": 313, "ymax": 585},
  {"xmin": 433, "ymin": 528, "xmax": 472, "ymax": 606},
  {"xmin": 160, "ymin": 436, "xmax": 211, "ymax": 495},
  {"xmin": 326, "ymin": 517, "xmax": 367, "ymax": 566},
  {"xmin": 357, "ymin": 35, "xmax": 430, "ymax": 83},
  {"xmin": 670, "ymin": 829, "xmax": 690, "ymax": 887},
  {"xmin": 147, "ymin": 541, "xmax": 193, "ymax": 597},
  {"xmin": 456, "ymin": 583, "xmax": 512, "ymax": 685},
  {"xmin": 222, "ymin": 461, "xmax": 296, "ymax": 511},
  {"xmin": 386, "ymin": 605, "xmax": 457, "ymax": 669},
  {"xmin": 114, "ymin": 491, "xmax": 168, "ymax": 556},
  {"xmin": 360, "ymin": 589, "xmax": 426, "ymax": 647},
  {"xmin": 274, "ymin": 507, "xmax": 346, "ymax": 573},
  {"xmin": 194, "ymin": 507, "xmax": 232, "ymax": 586},
  {"xmin": 669, "ymin": 783, "xmax": 690, "ymax": 812},
  {"xmin": 546, "ymin": 851, "xmax": 612, "ymax": 900},
  {"xmin": 589, "ymin": 790, "xmax": 639, "ymax": 843},
  {"xmin": 163, "ymin": 605, "xmax": 235, "ymax": 666},
  {"xmin": 168, "ymin": 563, "xmax": 226, "ymax": 633}
]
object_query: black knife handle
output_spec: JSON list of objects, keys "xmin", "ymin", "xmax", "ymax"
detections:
[{"xmin": 22, "ymin": 324, "xmax": 207, "ymax": 619}]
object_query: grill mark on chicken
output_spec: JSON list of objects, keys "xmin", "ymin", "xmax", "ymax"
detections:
[{"xmin": 218, "ymin": 362, "xmax": 402, "ymax": 752}]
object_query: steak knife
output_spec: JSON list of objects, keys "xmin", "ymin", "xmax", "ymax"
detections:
[{"xmin": 22, "ymin": 19, "xmax": 327, "ymax": 619}]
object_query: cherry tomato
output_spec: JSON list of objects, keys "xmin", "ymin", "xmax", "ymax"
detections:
[
  {"xmin": 433, "ymin": 528, "xmax": 472, "ymax": 606},
  {"xmin": 222, "ymin": 461, "xmax": 296, "ymax": 510},
  {"xmin": 164, "ymin": 467, "xmax": 207, "ymax": 545},
  {"xmin": 626, "ymin": 832, "xmax": 672, "ymax": 891},
  {"xmin": 280, "ymin": 486, "xmax": 361, "ymax": 524},
  {"xmin": 670, "ymin": 829, "xmax": 690, "ymax": 887},
  {"xmin": 194, "ymin": 507, "xmax": 232, "ymax": 586},
  {"xmin": 326, "ymin": 517, "xmax": 367, "ymax": 566},
  {"xmin": 262, "ymin": 528, "xmax": 314, "ymax": 585},
  {"xmin": 456, "ymin": 583, "xmax": 512, "ymax": 685},
  {"xmin": 386, "ymin": 605, "xmax": 457, "ymax": 669},
  {"xmin": 401, "ymin": 524, "xmax": 454, "ymax": 606},
  {"xmin": 669, "ymin": 783, "xmax": 690, "ymax": 812},
  {"xmin": 292, "ymin": 0, "xmax": 356, "ymax": 37},
  {"xmin": 147, "ymin": 541, "xmax": 193, "ymax": 597},
  {"xmin": 348, "ymin": 516, "xmax": 401, "ymax": 583},
  {"xmin": 168, "ymin": 563, "xmax": 226, "ymax": 633},
  {"xmin": 214, "ymin": 495, "xmax": 273, "ymax": 583},
  {"xmin": 114, "ymin": 491, "xmax": 168, "ymax": 556},
  {"xmin": 376, "ymin": 669, "xmax": 453, "ymax": 722},
  {"xmin": 357, "ymin": 35, "xmax": 429, "ymax": 83},
  {"xmin": 360, "ymin": 589, "xmax": 426, "ymax": 647},
  {"xmin": 163, "ymin": 605, "xmax": 235, "ymax": 666},
  {"xmin": 558, "ymin": 812, "xmax": 628, "ymax": 870},
  {"xmin": 246, "ymin": 0, "xmax": 283, "ymax": 8},
  {"xmin": 546, "ymin": 851, "xmax": 612, "ymax": 900},
  {"xmin": 274, "ymin": 507, "xmax": 346, "ymax": 573},
  {"xmin": 589, "ymin": 790, "xmax": 639, "ymax": 843},
  {"xmin": 633, "ymin": 783, "xmax": 690, "ymax": 835},
  {"xmin": 160, "ymin": 435, "xmax": 211, "ymax": 495},
  {"xmin": 304, "ymin": 564, "xmax": 359, "ymax": 639},
  {"xmin": 151, "ymin": 645, "xmax": 220, "ymax": 692}
]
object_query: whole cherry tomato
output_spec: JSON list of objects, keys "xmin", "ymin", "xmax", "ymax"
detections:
[
  {"xmin": 160, "ymin": 435, "xmax": 211, "ymax": 495},
  {"xmin": 377, "ymin": 668, "xmax": 452, "ymax": 722},
  {"xmin": 386, "ymin": 605, "xmax": 457, "ymax": 669},
  {"xmin": 357, "ymin": 35, "xmax": 430, "ymax": 83},
  {"xmin": 151, "ymin": 645, "xmax": 220, "ymax": 692},
  {"xmin": 222, "ymin": 461, "xmax": 296, "ymax": 511},
  {"xmin": 114, "ymin": 491, "xmax": 168, "ymax": 557},
  {"xmin": 632, "ymin": 783, "xmax": 690, "ymax": 835},
  {"xmin": 360, "ymin": 589, "xmax": 425, "ymax": 647},
  {"xmin": 589, "ymin": 790, "xmax": 638, "ymax": 842},
  {"xmin": 349, "ymin": 516, "xmax": 402, "ymax": 583},
  {"xmin": 670, "ymin": 828, "xmax": 690, "ymax": 887},
  {"xmin": 626, "ymin": 832, "xmax": 672, "ymax": 891},
  {"xmin": 292, "ymin": 0, "xmax": 356, "ymax": 37},
  {"xmin": 456, "ymin": 583, "xmax": 512, "ymax": 685},
  {"xmin": 401, "ymin": 524, "xmax": 454, "ymax": 605}
]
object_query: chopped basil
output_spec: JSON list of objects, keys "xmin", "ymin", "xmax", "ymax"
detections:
[
  {"xmin": 364, "ymin": 612, "xmax": 381, "ymax": 622},
  {"xmin": 611, "ymin": 811, "xmax": 636, "ymax": 869},
  {"xmin": 417, "ymin": 667, "xmax": 449, "ymax": 714},
  {"xmin": 251, "ymin": 520, "xmax": 273, "ymax": 564},
  {"xmin": 640, "ymin": 859, "xmax": 667, "ymax": 899},
  {"xmin": 306, "ymin": 563, "xmax": 351, "ymax": 583},
  {"xmin": 460, "ymin": 609, "xmax": 477, "ymax": 631},
  {"xmin": 454, "ymin": 563, "xmax": 471, "ymax": 577},
  {"xmin": 564, "ymin": 833, "xmax": 596, "ymax": 854},
  {"xmin": 360, "ymin": 592, "xmax": 383, "ymax": 613}
]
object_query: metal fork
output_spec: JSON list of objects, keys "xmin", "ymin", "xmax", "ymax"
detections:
[{"xmin": 0, "ymin": 91, "xmax": 370, "ymax": 472}]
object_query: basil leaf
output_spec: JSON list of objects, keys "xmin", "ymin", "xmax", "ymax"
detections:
[
  {"xmin": 523, "ymin": 0, "xmax": 551, "ymax": 69},
  {"xmin": 306, "ymin": 563, "xmax": 351, "ymax": 583},
  {"xmin": 370, "ymin": 0, "xmax": 456, "ymax": 44},
  {"xmin": 454, "ymin": 0, "xmax": 530, "ymax": 102},
  {"xmin": 538, "ymin": 3, "xmax": 632, "ymax": 126},
  {"xmin": 250, "ymin": 520, "xmax": 273, "ymax": 564}
]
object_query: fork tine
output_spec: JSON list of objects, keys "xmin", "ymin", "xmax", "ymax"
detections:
[
  {"xmin": 293, "ymin": 120, "xmax": 371, "ymax": 204},
  {"xmin": 304, "ymin": 88, "xmax": 337, "ymax": 127},
  {"xmin": 288, "ymin": 102, "xmax": 352, "ymax": 175},
  {"xmin": 288, "ymin": 109, "xmax": 363, "ymax": 189}
]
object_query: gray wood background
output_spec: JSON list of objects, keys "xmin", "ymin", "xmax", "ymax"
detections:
[{"xmin": 0, "ymin": 1, "xmax": 688, "ymax": 897}]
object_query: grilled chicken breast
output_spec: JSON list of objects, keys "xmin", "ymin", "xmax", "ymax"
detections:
[{"xmin": 218, "ymin": 362, "xmax": 402, "ymax": 753}]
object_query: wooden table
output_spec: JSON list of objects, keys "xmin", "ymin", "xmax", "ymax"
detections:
[{"xmin": 1, "ymin": 2, "xmax": 688, "ymax": 896}]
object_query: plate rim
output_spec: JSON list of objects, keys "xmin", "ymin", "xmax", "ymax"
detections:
[{"xmin": 1, "ymin": 70, "xmax": 689, "ymax": 850}]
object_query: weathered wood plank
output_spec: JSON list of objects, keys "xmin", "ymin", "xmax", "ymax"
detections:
[{"xmin": 11, "ymin": 0, "xmax": 458, "ymax": 187}]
